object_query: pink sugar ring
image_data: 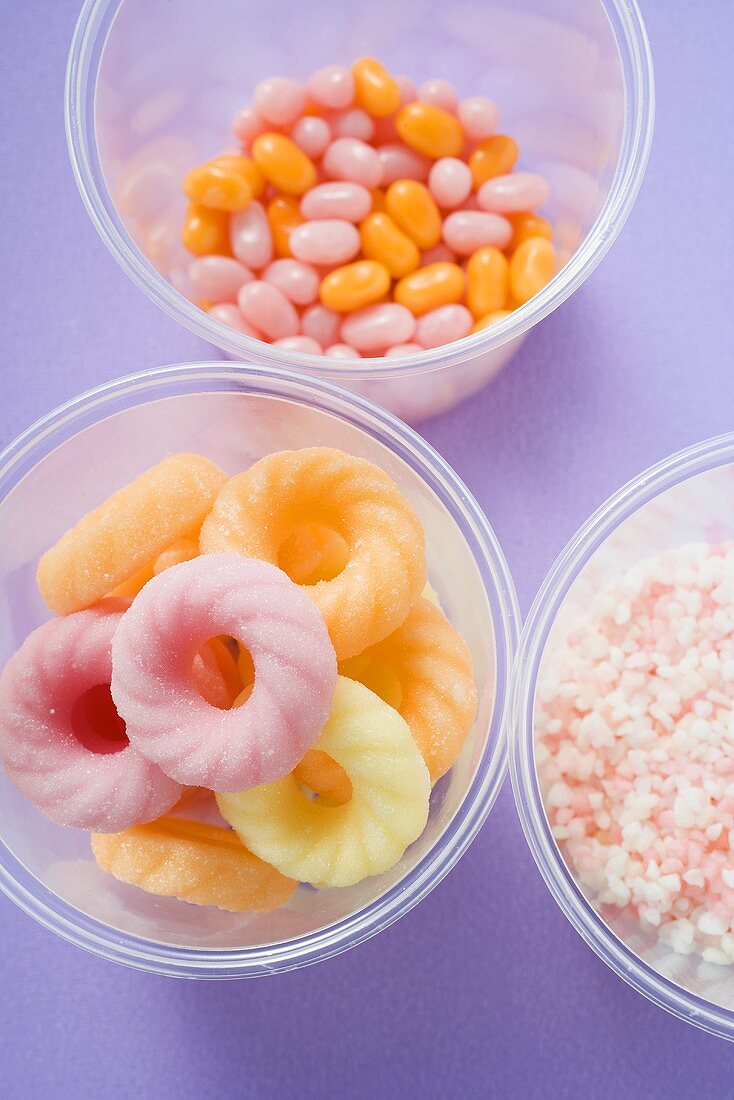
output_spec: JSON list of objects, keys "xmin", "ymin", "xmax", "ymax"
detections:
[
  {"xmin": 111, "ymin": 554, "xmax": 338, "ymax": 791},
  {"xmin": 0, "ymin": 601, "xmax": 182, "ymax": 831}
]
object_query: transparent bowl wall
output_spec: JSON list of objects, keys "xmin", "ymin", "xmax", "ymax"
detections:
[
  {"xmin": 66, "ymin": 0, "xmax": 653, "ymax": 422},
  {"xmin": 0, "ymin": 363, "xmax": 519, "ymax": 978},
  {"xmin": 510, "ymin": 434, "xmax": 734, "ymax": 1040}
]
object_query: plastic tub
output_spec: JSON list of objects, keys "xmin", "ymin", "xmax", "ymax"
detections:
[
  {"xmin": 66, "ymin": 0, "xmax": 654, "ymax": 422},
  {"xmin": 510, "ymin": 433, "xmax": 734, "ymax": 1040},
  {"xmin": 0, "ymin": 362, "xmax": 518, "ymax": 977}
]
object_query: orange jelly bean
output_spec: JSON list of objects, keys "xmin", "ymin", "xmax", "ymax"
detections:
[
  {"xmin": 469, "ymin": 135, "xmax": 519, "ymax": 188},
  {"xmin": 182, "ymin": 202, "xmax": 231, "ymax": 256},
  {"xmin": 471, "ymin": 309, "xmax": 512, "ymax": 333},
  {"xmin": 320, "ymin": 260, "xmax": 391, "ymax": 312},
  {"xmin": 393, "ymin": 262, "xmax": 465, "ymax": 317},
  {"xmin": 184, "ymin": 161, "xmax": 254, "ymax": 211},
  {"xmin": 466, "ymin": 246, "xmax": 509, "ymax": 319},
  {"xmin": 214, "ymin": 155, "xmax": 266, "ymax": 200},
  {"xmin": 395, "ymin": 102, "xmax": 464, "ymax": 159},
  {"xmin": 371, "ymin": 187, "xmax": 386, "ymax": 213},
  {"xmin": 384, "ymin": 180, "xmax": 442, "ymax": 250},
  {"xmin": 509, "ymin": 236, "xmax": 557, "ymax": 303},
  {"xmin": 267, "ymin": 195, "xmax": 304, "ymax": 258},
  {"xmin": 507, "ymin": 211, "xmax": 553, "ymax": 251},
  {"xmin": 352, "ymin": 57, "xmax": 401, "ymax": 118},
  {"xmin": 360, "ymin": 212, "xmax": 420, "ymax": 278},
  {"xmin": 252, "ymin": 133, "xmax": 318, "ymax": 196}
]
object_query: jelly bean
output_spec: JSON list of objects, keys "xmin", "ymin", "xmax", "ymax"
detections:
[
  {"xmin": 386, "ymin": 342, "xmax": 422, "ymax": 356},
  {"xmin": 323, "ymin": 137, "xmax": 382, "ymax": 188},
  {"xmin": 509, "ymin": 236, "xmax": 557, "ymax": 303},
  {"xmin": 428, "ymin": 157, "xmax": 472, "ymax": 209},
  {"xmin": 418, "ymin": 78, "xmax": 458, "ymax": 112},
  {"xmin": 182, "ymin": 203, "xmax": 231, "ymax": 256},
  {"xmin": 477, "ymin": 172, "xmax": 550, "ymax": 214},
  {"xmin": 393, "ymin": 262, "xmax": 465, "ymax": 316},
  {"xmin": 371, "ymin": 187, "xmax": 386, "ymax": 212},
  {"xmin": 183, "ymin": 161, "xmax": 253, "ymax": 211},
  {"xmin": 254, "ymin": 76, "xmax": 307, "ymax": 127},
  {"xmin": 290, "ymin": 219, "xmax": 361, "ymax": 265},
  {"xmin": 395, "ymin": 102, "xmax": 463, "ymax": 159},
  {"xmin": 252, "ymin": 133, "xmax": 317, "ymax": 196},
  {"xmin": 471, "ymin": 309, "xmax": 512, "ymax": 332},
  {"xmin": 264, "ymin": 258, "xmax": 320, "ymax": 305},
  {"xmin": 469, "ymin": 135, "xmax": 519, "ymax": 188},
  {"xmin": 457, "ymin": 97, "xmax": 500, "ymax": 144},
  {"xmin": 325, "ymin": 343, "xmax": 360, "ymax": 358},
  {"xmin": 341, "ymin": 303, "xmax": 416, "ymax": 352},
  {"xmin": 237, "ymin": 280, "xmax": 300, "ymax": 339},
  {"xmin": 208, "ymin": 302, "xmax": 260, "ymax": 336},
  {"xmin": 319, "ymin": 260, "xmax": 391, "ymax": 312},
  {"xmin": 330, "ymin": 109, "xmax": 376, "ymax": 142},
  {"xmin": 230, "ymin": 200, "xmax": 274, "ymax": 269},
  {"xmin": 359, "ymin": 212, "xmax": 420, "ymax": 278},
  {"xmin": 396, "ymin": 75, "xmax": 417, "ymax": 105},
  {"xmin": 507, "ymin": 211, "xmax": 553, "ymax": 251},
  {"xmin": 272, "ymin": 335, "xmax": 322, "ymax": 354},
  {"xmin": 466, "ymin": 246, "xmax": 509, "ymax": 318},
  {"xmin": 352, "ymin": 57, "xmax": 401, "ymax": 118},
  {"xmin": 189, "ymin": 255, "xmax": 254, "ymax": 302},
  {"xmin": 300, "ymin": 181, "xmax": 372, "ymax": 222},
  {"xmin": 377, "ymin": 143, "xmax": 431, "ymax": 185},
  {"xmin": 421, "ymin": 243, "xmax": 455, "ymax": 265},
  {"xmin": 290, "ymin": 115, "xmax": 332, "ymax": 159},
  {"xmin": 384, "ymin": 180, "xmax": 442, "ymax": 249},
  {"xmin": 301, "ymin": 302, "xmax": 341, "ymax": 346},
  {"xmin": 232, "ymin": 106, "xmax": 269, "ymax": 146},
  {"xmin": 267, "ymin": 194, "xmax": 304, "ymax": 257},
  {"xmin": 307, "ymin": 65, "xmax": 355, "ymax": 110},
  {"xmin": 415, "ymin": 304, "xmax": 473, "ymax": 348},
  {"xmin": 442, "ymin": 210, "xmax": 512, "ymax": 255}
]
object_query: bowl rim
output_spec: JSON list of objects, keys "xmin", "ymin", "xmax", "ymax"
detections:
[
  {"xmin": 509, "ymin": 431, "xmax": 734, "ymax": 1040},
  {"xmin": 64, "ymin": 0, "xmax": 655, "ymax": 378},
  {"xmin": 0, "ymin": 361, "xmax": 520, "ymax": 977}
]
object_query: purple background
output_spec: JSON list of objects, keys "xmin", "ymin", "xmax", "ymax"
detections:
[{"xmin": 1, "ymin": 0, "xmax": 734, "ymax": 1094}]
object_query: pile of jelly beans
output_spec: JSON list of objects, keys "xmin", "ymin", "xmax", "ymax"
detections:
[{"xmin": 181, "ymin": 58, "xmax": 557, "ymax": 358}]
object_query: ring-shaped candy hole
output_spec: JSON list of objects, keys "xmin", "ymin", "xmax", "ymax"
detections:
[
  {"xmin": 277, "ymin": 522, "xmax": 350, "ymax": 585},
  {"xmin": 70, "ymin": 683, "xmax": 129, "ymax": 755},
  {"xmin": 193, "ymin": 636, "xmax": 243, "ymax": 710},
  {"xmin": 292, "ymin": 749, "xmax": 353, "ymax": 807},
  {"xmin": 339, "ymin": 654, "xmax": 402, "ymax": 712}
]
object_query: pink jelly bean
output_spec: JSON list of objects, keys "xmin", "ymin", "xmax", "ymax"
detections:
[
  {"xmin": 307, "ymin": 65, "xmax": 355, "ymax": 110},
  {"xmin": 264, "ymin": 258, "xmax": 320, "ymax": 305},
  {"xmin": 237, "ymin": 280, "xmax": 299, "ymax": 339},
  {"xmin": 418, "ymin": 78, "xmax": 458, "ymax": 112},
  {"xmin": 428, "ymin": 157, "xmax": 472, "ymax": 208},
  {"xmin": 290, "ymin": 115, "xmax": 332, "ymax": 159},
  {"xmin": 396, "ymin": 75, "xmax": 418, "ymax": 105},
  {"xmin": 300, "ymin": 181, "xmax": 372, "ymax": 222},
  {"xmin": 341, "ymin": 303, "xmax": 416, "ymax": 353},
  {"xmin": 477, "ymin": 172, "xmax": 550, "ymax": 213},
  {"xmin": 207, "ymin": 302, "xmax": 261, "ymax": 337},
  {"xmin": 301, "ymin": 303, "xmax": 341, "ymax": 346},
  {"xmin": 232, "ymin": 105, "xmax": 269, "ymax": 146},
  {"xmin": 290, "ymin": 219, "xmax": 360, "ymax": 265},
  {"xmin": 272, "ymin": 335, "xmax": 323, "ymax": 354},
  {"xmin": 377, "ymin": 143, "xmax": 430, "ymax": 185},
  {"xmin": 322, "ymin": 137, "xmax": 382, "ymax": 188},
  {"xmin": 325, "ymin": 343, "xmax": 360, "ymax": 358},
  {"xmin": 457, "ymin": 97, "xmax": 500, "ymax": 143},
  {"xmin": 230, "ymin": 201, "xmax": 273, "ymax": 270},
  {"xmin": 442, "ymin": 210, "xmax": 512, "ymax": 254},
  {"xmin": 386, "ymin": 342, "xmax": 423, "ymax": 356},
  {"xmin": 188, "ymin": 256, "xmax": 254, "ymax": 302},
  {"xmin": 415, "ymin": 304, "xmax": 473, "ymax": 348},
  {"xmin": 254, "ymin": 76, "xmax": 307, "ymax": 127},
  {"xmin": 421, "ymin": 243, "xmax": 456, "ymax": 265},
  {"xmin": 330, "ymin": 108, "xmax": 376, "ymax": 142}
]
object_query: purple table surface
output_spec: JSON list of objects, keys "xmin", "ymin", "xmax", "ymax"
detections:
[{"xmin": 1, "ymin": 1, "xmax": 734, "ymax": 1095}]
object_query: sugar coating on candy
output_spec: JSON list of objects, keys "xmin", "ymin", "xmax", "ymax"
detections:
[
  {"xmin": 111, "ymin": 553, "xmax": 338, "ymax": 791},
  {"xmin": 217, "ymin": 677, "xmax": 431, "ymax": 887},
  {"xmin": 536, "ymin": 543, "xmax": 734, "ymax": 965},
  {"xmin": 0, "ymin": 601, "xmax": 182, "ymax": 831},
  {"xmin": 200, "ymin": 447, "xmax": 427, "ymax": 660},
  {"xmin": 37, "ymin": 453, "xmax": 226, "ymax": 615},
  {"xmin": 91, "ymin": 817, "xmax": 297, "ymax": 912}
]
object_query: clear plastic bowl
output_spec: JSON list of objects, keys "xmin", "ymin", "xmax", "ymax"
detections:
[
  {"xmin": 510, "ymin": 433, "xmax": 734, "ymax": 1040},
  {"xmin": 0, "ymin": 362, "xmax": 519, "ymax": 977},
  {"xmin": 65, "ymin": 0, "xmax": 654, "ymax": 422}
]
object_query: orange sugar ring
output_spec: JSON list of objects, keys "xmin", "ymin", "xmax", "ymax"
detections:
[
  {"xmin": 277, "ymin": 522, "xmax": 349, "ymax": 585},
  {"xmin": 109, "ymin": 535, "xmax": 201, "ymax": 600},
  {"xmin": 200, "ymin": 447, "xmax": 427, "ymax": 660},
  {"xmin": 193, "ymin": 637, "xmax": 243, "ymax": 709},
  {"xmin": 37, "ymin": 454, "xmax": 226, "ymax": 615},
  {"xmin": 293, "ymin": 748, "xmax": 353, "ymax": 807},
  {"xmin": 91, "ymin": 816, "xmax": 297, "ymax": 912}
]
